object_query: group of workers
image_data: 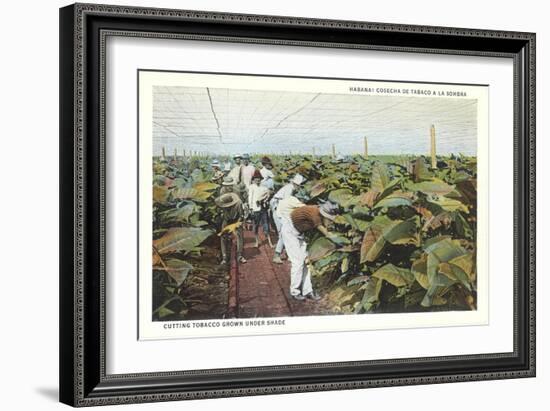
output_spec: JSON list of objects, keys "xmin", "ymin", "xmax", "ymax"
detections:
[{"xmin": 213, "ymin": 153, "xmax": 339, "ymax": 301}]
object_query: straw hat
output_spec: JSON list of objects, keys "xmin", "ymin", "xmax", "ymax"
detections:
[
  {"xmin": 222, "ymin": 176, "xmax": 235, "ymax": 186},
  {"xmin": 215, "ymin": 193, "xmax": 240, "ymax": 208}
]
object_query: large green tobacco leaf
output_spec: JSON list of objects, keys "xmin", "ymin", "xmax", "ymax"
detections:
[
  {"xmin": 411, "ymin": 237, "xmax": 474, "ymax": 307},
  {"xmin": 351, "ymin": 205, "xmax": 371, "ymax": 219},
  {"xmin": 411, "ymin": 254, "xmax": 430, "ymax": 289},
  {"xmin": 455, "ymin": 212, "xmax": 474, "ymax": 239},
  {"xmin": 358, "ymin": 190, "xmax": 379, "ymax": 208},
  {"xmin": 193, "ymin": 181, "xmax": 219, "ymax": 192},
  {"xmin": 153, "ymin": 185, "xmax": 170, "ymax": 204},
  {"xmin": 422, "ymin": 212, "xmax": 453, "ymax": 231},
  {"xmin": 421, "ymin": 274, "xmax": 455, "ymax": 307},
  {"xmin": 360, "ymin": 277, "xmax": 382, "ymax": 312},
  {"xmin": 414, "ymin": 158, "xmax": 433, "ymax": 182},
  {"xmin": 449, "ymin": 252, "xmax": 475, "ymax": 281},
  {"xmin": 153, "ymin": 174, "xmax": 174, "ymax": 187},
  {"xmin": 338, "ymin": 213, "xmax": 366, "ymax": 231},
  {"xmin": 309, "ymin": 177, "xmax": 339, "ymax": 198},
  {"xmin": 438, "ymin": 262, "xmax": 471, "ymax": 291},
  {"xmin": 360, "ymin": 216, "xmax": 418, "ymax": 263},
  {"xmin": 161, "ymin": 259, "xmax": 194, "ymax": 286},
  {"xmin": 371, "ymin": 163, "xmax": 390, "ymax": 192},
  {"xmin": 153, "ymin": 227, "xmax": 213, "ymax": 254},
  {"xmin": 171, "ymin": 187, "xmax": 199, "ymax": 200},
  {"xmin": 171, "ymin": 181, "xmax": 218, "ymax": 203},
  {"xmin": 172, "ymin": 187, "xmax": 213, "ymax": 202},
  {"xmin": 372, "ymin": 263, "xmax": 414, "ymax": 287},
  {"xmin": 374, "ymin": 177, "xmax": 403, "ymax": 204},
  {"xmin": 159, "ymin": 203, "xmax": 196, "ymax": 224},
  {"xmin": 327, "ymin": 232, "xmax": 351, "ymax": 246},
  {"xmin": 310, "ymin": 182, "xmax": 327, "ymax": 198},
  {"xmin": 424, "ymin": 237, "xmax": 468, "ymax": 284},
  {"xmin": 409, "ymin": 179, "xmax": 455, "ymax": 196},
  {"xmin": 328, "ymin": 188, "xmax": 354, "ymax": 207},
  {"xmin": 360, "ymin": 218, "xmax": 386, "ymax": 263},
  {"xmin": 374, "ymin": 191, "xmax": 414, "ymax": 209},
  {"xmin": 428, "ymin": 196, "xmax": 469, "ymax": 213},
  {"xmin": 190, "ymin": 169, "xmax": 206, "ymax": 183},
  {"xmin": 309, "ymin": 236, "xmax": 337, "ymax": 262}
]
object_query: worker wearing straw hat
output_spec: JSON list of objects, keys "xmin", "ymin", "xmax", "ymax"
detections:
[
  {"xmin": 219, "ymin": 176, "xmax": 236, "ymax": 196},
  {"xmin": 228, "ymin": 154, "xmax": 243, "ymax": 184},
  {"xmin": 227, "ymin": 154, "xmax": 248, "ymax": 204},
  {"xmin": 248, "ymin": 169, "xmax": 273, "ymax": 248},
  {"xmin": 241, "ymin": 153, "xmax": 256, "ymax": 188},
  {"xmin": 277, "ymin": 198, "xmax": 339, "ymax": 301},
  {"xmin": 259, "ymin": 156, "xmax": 275, "ymax": 190},
  {"xmin": 210, "ymin": 159, "xmax": 224, "ymax": 184},
  {"xmin": 215, "ymin": 192, "xmax": 247, "ymax": 265}
]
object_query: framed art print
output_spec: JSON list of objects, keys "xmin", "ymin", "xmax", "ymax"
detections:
[
  {"xmin": 59, "ymin": 3, "xmax": 535, "ymax": 406},
  {"xmin": 138, "ymin": 70, "xmax": 489, "ymax": 340}
]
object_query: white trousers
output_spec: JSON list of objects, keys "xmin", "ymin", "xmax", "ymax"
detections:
[
  {"xmin": 271, "ymin": 202, "xmax": 285, "ymax": 254},
  {"xmin": 280, "ymin": 218, "xmax": 313, "ymax": 297}
]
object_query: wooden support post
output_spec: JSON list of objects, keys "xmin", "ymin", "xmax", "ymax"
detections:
[
  {"xmin": 364, "ymin": 136, "xmax": 368, "ymax": 159},
  {"xmin": 332, "ymin": 143, "xmax": 336, "ymax": 158},
  {"xmin": 173, "ymin": 148, "xmax": 177, "ymax": 161},
  {"xmin": 161, "ymin": 146, "xmax": 166, "ymax": 160},
  {"xmin": 430, "ymin": 124, "xmax": 437, "ymax": 169}
]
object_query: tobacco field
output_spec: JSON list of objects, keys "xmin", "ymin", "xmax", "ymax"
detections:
[{"xmin": 151, "ymin": 153, "xmax": 477, "ymax": 320}]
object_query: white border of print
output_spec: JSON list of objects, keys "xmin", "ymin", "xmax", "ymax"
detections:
[
  {"xmin": 138, "ymin": 70, "xmax": 489, "ymax": 340},
  {"xmin": 106, "ymin": 36, "xmax": 513, "ymax": 374}
]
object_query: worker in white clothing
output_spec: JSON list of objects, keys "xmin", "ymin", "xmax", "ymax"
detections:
[
  {"xmin": 270, "ymin": 174, "xmax": 305, "ymax": 264},
  {"xmin": 277, "ymin": 198, "xmax": 339, "ymax": 301},
  {"xmin": 227, "ymin": 154, "xmax": 248, "ymax": 204},
  {"xmin": 248, "ymin": 170, "xmax": 272, "ymax": 248},
  {"xmin": 259, "ymin": 156, "xmax": 275, "ymax": 190},
  {"xmin": 240, "ymin": 153, "xmax": 256, "ymax": 188},
  {"xmin": 228, "ymin": 154, "xmax": 243, "ymax": 183}
]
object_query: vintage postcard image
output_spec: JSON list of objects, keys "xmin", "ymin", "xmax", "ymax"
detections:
[{"xmin": 138, "ymin": 71, "xmax": 488, "ymax": 339}]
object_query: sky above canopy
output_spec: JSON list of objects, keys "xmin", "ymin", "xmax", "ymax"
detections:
[{"xmin": 152, "ymin": 85, "xmax": 478, "ymax": 157}]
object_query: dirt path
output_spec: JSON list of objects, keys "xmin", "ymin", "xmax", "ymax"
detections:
[{"xmin": 235, "ymin": 229, "xmax": 334, "ymax": 318}]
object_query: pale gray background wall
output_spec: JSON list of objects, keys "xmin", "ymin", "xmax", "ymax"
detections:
[{"xmin": 0, "ymin": 0, "xmax": 545, "ymax": 409}]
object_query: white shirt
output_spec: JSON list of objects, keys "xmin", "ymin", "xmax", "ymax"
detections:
[
  {"xmin": 248, "ymin": 184, "xmax": 269, "ymax": 212},
  {"xmin": 274, "ymin": 183, "xmax": 294, "ymax": 200},
  {"xmin": 228, "ymin": 165, "xmax": 242, "ymax": 184},
  {"xmin": 241, "ymin": 164, "xmax": 256, "ymax": 187},
  {"xmin": 276, "ymin": 196, "xmax": 305, "ymax": 220},
  {"xmin": 260, "ymin": 167, "xmax": 275, "ymax": 190}
]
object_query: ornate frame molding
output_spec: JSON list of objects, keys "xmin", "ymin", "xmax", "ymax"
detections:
[{"xmin": 60, "ymin": 3, "xmax": 535, "ymax": 407}]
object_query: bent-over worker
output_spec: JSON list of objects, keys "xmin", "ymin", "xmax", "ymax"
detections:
[{"xmin": 277, "ymin": 198, "xmax": 338, "ymax": 301}]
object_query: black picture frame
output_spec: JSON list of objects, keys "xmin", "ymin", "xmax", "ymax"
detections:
[{"xmin": 59, "ymin": 3, "xmax": 536, "ymax": 407}]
